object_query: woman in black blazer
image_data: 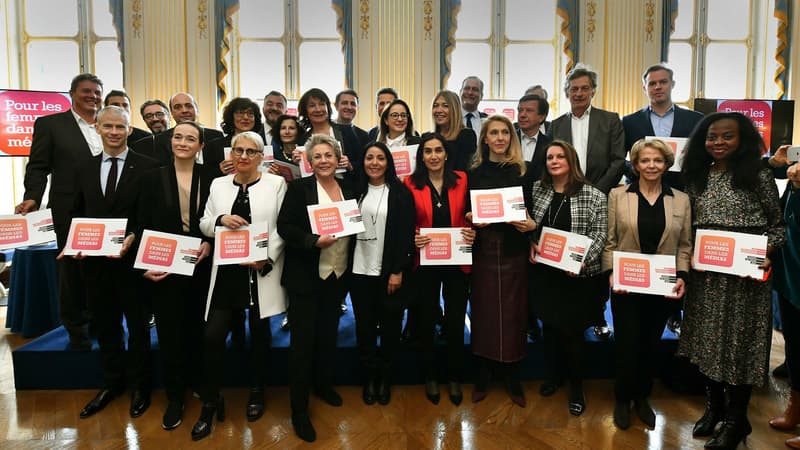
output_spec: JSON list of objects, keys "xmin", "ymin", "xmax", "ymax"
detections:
[
  {"xmin": 349, "ymin": 142, "xmax": 415, "ymax": 405},
  {"xmin": 377, "ymin": 99, "xmax": 421, "ymax": 149},
  {"xmin": 137, "ymin": 121, "xmax": 213, "ymax": 430},
  {"xmin": 204, "ymin": 97, "xmax": 266, "ymax": 178},
  {"xmin": 431, "ymin": 90, "xmax": 477, "ymax": 171},
  {"xmin": 277, "ymin": 133, "xmax": 356, "ymax": 443}
]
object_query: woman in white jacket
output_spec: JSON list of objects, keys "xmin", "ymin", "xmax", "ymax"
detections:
[{"xmin": 192, "ymin": 131, "xmax": 287, "ymax": 440}]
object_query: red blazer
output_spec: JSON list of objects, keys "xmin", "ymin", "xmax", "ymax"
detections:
[{"xmin": 404, "ymin": 170, "xmax": 471, "ymax": 273}]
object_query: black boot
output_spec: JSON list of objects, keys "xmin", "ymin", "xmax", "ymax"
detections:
[
  {"xmin": 246, "ymin": 387, "xmax": 265, "ymax": 422},
  {"xmin": 191, "ymin": 396, "xmax": 225, "ymax": 441},
  {"xmin": 705, "ymin": 384, "xmax": 752, "ymax": 449},
  {"xmin": 362, "ymin": 368, "xmax": 377, "ymax": 405},
  {"xmin": 693, "ymin": 379, "xmax": 725, "ymax": 437}
]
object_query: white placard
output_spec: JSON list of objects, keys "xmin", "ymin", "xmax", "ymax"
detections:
[
  {"xmin": 645, "ymin": 136, "xmax": 688, "ymax": 172},
  {"xmin": 64, "ymin": 218, "xmax": 128, "ymax": 256},
  {"xmin": 134, "ymin": 230, "xmax": 203, "ymax": 276},
  {"xmin": 533, "ymin": 226, "xmax": 592, "ymax": 274},
  {"xmin": 419, "ymin": 227, "xmax": 472, "ymax": 266},
  {"xmin": 0, "ymin": 209, "xmax": 57, "ymax": 250},
  {"xmin": 307, "ymin": 199, "xmax": 365, "ymax": 238},
  {"xmin": 213, "ymin": 222, "xmax": 269, "ymax": 265},
  {"xmin": 692, "ymin": 229, "xmax": 768, "ymax": 279},
  {"xmin": 268, "ymin": 160, "xmax": 302, "ymax": 181},
  {"xmin": 613, "ymin": 251, "xmax": 677, "ymax": 296},
  {"xmin": 469, "ymin": 186, "xmax": 526, "ymax": 223},
  {"xmin": 257, "ymin": 145, "xmax": 275, "ymax": 172},
  {"xmin": 390, "ymin": 144, "xmax": 418, "ymax": 178}
]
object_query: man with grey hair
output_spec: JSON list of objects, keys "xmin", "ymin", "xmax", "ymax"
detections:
[
  {"xmin": 549, "ymin": 63, "xmax": 625, "ymax": 340},
  {"xmin": 66, "ymin": 105, "xmax": 159, "ymax": 420},
  {"xmin": 460, "ymin": 76, "xmax": 487, "ymax": 132}
]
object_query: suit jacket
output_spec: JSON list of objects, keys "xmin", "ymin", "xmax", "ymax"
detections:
[
  {"xmin": 277, "ymin": 176, "xmax": 356, "ymax": 295},
  {"xmin": 621, "ymin": 105, "xmax": 704, "ymax": 153},
  {"xmin": 351, "ymin": 124, "xmax": 371, "ymax": 150},
  {"xmin": 349, "ymin": 182, "xmax": 415, "ymax": 278},
  {"xmin": 70, "ymin": 150, "xmax": 160, "ymax": 265},
  {"xmin": 131, "ymin": 126, "xmax": 224, "ymax": 167},
  {"xmin": 23, "ymin": 110, "xmax": 97, "ymax": 234},
  {"xmin": 549, "ymin": 107, "xmax": 626, "ymax": 194},
  {"xmin": 515, "ymin": 126, "xmax": 552, "ymax": 181},
  {"xmin": 129, "ymin": 126, "xmax": 152, "ymax": 144},
  {"xmin": 601, "ymin": 184, "xmax": 692, "ymax": 275},
  {"xmin": 200, "ymin": 173, "xmax": 288, "ymax": 319},
  {"xmin": 531, "ymin": 181, "xmax": 608, "ymax": 276}
]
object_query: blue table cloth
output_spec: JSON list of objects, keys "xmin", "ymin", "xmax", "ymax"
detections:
[{"xmin": 5, "ymin": 243, "xmax": 60, "ymax": 337}]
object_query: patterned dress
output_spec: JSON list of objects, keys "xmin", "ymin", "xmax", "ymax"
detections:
[{"xmin": 678, "ymin": 168, "xmax": 785, "ymax": 386}]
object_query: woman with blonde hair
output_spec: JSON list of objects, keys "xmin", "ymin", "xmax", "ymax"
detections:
[
  {"xmin": 466, "ymin": 115, "xmax": 537, "ymax": 406},
  {"xmin": 431, "ymin": 90, "xmax": 477, "ymax": 171}
]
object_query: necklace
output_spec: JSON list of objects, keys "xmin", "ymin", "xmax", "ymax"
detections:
[
  {"xmin": 282, "ymin": 144, "xmax": 294, "ymax": 161},
  {"xmin": 430, "ymin": 184, "xmax": 444, "ymax": 208},
  {"xmin": 369, "ymin": 184, "xmax": 387, "ymax": 228},
  {"xmin": 547, "ymin": 192, "xmax": 567, "ymax": 225}
]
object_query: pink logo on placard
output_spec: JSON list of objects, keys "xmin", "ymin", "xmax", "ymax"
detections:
[
  {"xmin": 313, "ymin": 208, "xmax": 344, "ymax": 235},
  {"xmin": 502, "ymin": 108, "xmax": 516, "ymax": 120},
  {"xmin": 483, "ymin": 108, "xmax": 496, "ymax": 114},
  {"xmin": 72, "ymin": 223, "xmax": 105, "ymax": 250},
  {"xmin": 425, "ymin": 233, "xmax": 452, "ymax": 260},
  {"xmin": 538, "ymin": 233, "xmax": 566, "ymax": 262},
  {"xmin": 392, "ymin": 150, "xmax": 412, "ymax": 176},
  {"xmin": 717, "ymin": 100, "xmax": 772, "ymax": 153},
  {"xmin": 619, "ymin": 257, "xmax": 650, "ymax": 288},
  {"xmin": 698, "ymin": 235, "xmax": 735, "ymax": 267},
  {"xmin": 142, "ymin": 237, "xmax": 177, "ymax": 266},
  {"xmin": 476, "ymin": 193, "xmax": 504, "ymax": 218},
  {"xmin": 0, "ymin": 219, "xmax": 28, "ymax": 245},
  {"xmin": 219, "ymin": 230, "xmax": 249, "ymax": 259},
  {"xmin": 0, "ymin": 90, "xmax": 71, "ymax": 156}
]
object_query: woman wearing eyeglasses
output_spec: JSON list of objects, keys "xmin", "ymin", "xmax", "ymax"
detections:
[
  {"xmin": 205, "ymin": 97, "xmax": 266, "ymax": 178},
  {"xmin": 193, "ymin": 131, "xmax": 287, "ymax": 440},
  {"xmin": 377, "ymin": 99, "xmax": 421, "ymax": 149}
]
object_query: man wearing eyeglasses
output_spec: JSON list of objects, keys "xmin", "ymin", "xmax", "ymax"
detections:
[
  {"xmin": 139, "ymin": 99, "xmax": 170, "ymax": 134},
  {"xmin": 334, "ymin": 89, "xmax": 370, "ymax": 150},
  {"xmin": 104, "ymin": 90, "xmax": 151, "ymax": 143},
  {"xmin": 549, "ymin": 64, "xmax": 625, "ymax": 341}
]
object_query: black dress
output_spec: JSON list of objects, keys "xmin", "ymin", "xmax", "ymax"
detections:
[{"xmin": 533, "ymin": 192, "xmax": 596, "ymax": 330}]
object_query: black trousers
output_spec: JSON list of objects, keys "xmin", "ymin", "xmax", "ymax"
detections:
[
  {"xmin": 288, "ymin": 275, "xmax": 343, "ymax": 414},
  {"xmin": 414, "ymin": 266, "xmax": 469, "ymax": 381},
  {"xmin": 349, "ymin": 273, "xmax": 405, "ymax": 379},
  {"xmin": 542, "ymin": 322, "xmax": 584, "ymax": 385},
  {"xmin": 202, "ymin": 301, "xmax": 272, "ymax": 402},
  {"xmin": 610, "ymin": 292, "xmax": 673, "ymax": 401},
  {"xmin": 83, "ymin": 258, "xmax": 150, "ymax": 391},
  {"xmin": 778, "ymin": 293, "xmax": 800, "ymax": 389},
  {"xmin": 55, "ymin": 224, "xmax": 89, "ymax": 342},
  {"xmin": 151, "ymin": 261, "xmax": 209, "ymax": 403}
]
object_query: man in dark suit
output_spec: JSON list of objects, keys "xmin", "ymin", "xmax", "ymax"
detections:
[
  {"xmin": 15, "ymin": 73, "xmax": 105, "ymax": 350},
  {"xmin": 515, "ymin": 94, "xmax": 551, "ymax": 181},
  {"xmin": 64, "ymin": 106, "xmax": 159, "ymax": 419},
  {"xmin": 334, "ymin": 89, "xmax": 370, "ymax": 149},
  {"xmin": 367, "ymin": 87, "xmax": 398, "ymax": 141},
  {"xmin": 104, "ymin": 90, "xmax": 151, "ymax": 142},
  {"xmin": 139, "ymin": 99, "xmax": 170, "ymax": 134},
  {"xmin": 262, "ymin": 90, "xmax": 287, "ymax": 144},
  {"xmin": 460, "ymin": 76, "xmax": 488, "ymax": 133},
  {"xmin": 524, "ymin": 84, "xmax": 552, "ymax": 135},
  {"xmin": 622, "ymin": 63, "xmax": 703, "ymax": 337},
  {"xmin": 131, "ymin": 92, "xmax": 223, "ymax": 166},
  {"xmin": 550, "ymin": 64, "xmax": 625, "ymax": 340},
  {"xmin": 622, "ymin": 63, "xmax": 703, "ymax": 188}
]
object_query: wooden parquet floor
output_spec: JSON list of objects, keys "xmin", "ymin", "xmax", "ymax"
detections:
[{"xmin": 0, "ymin": 304, "xmax": 794, "ymax": 449}]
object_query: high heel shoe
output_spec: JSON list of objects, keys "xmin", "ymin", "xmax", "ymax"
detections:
[
  {"xmin": 567, "ymin": 383, "xmax": 585, "ymax": 416},
  {"xmin": 246, "ymin": 387, "xmax": 265, "ymax": 422},
  {"xmin": 770, "ymin": 389, "xmax": 800, "ymax": 430},
  {"xmin": 191, "ymin": 397, "xmax": 225, "ymax": 441},
  {"xmin": 425, "ymin": 380, "xmax": 440, "ymax": 405},
  {"xmin": 704, "ymin": 419, "xmax": 752, "ymax": 449}
]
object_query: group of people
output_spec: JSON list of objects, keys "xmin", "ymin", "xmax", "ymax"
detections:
[{"xmin": 12, "ymin": 62, "xmax": 800, "ymax": 449}]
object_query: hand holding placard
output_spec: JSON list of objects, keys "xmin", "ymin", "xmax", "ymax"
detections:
[
  {"xmin": 0, "ymin": 209, "xmax": 57, "ymax": 250},
  {"xmin": 63, "ymin": 218, "xmax": 128, "ymax": 257},
  {"xmin": 692, "ymin": 229, "xmax": 767, "ymax": 280},
  {"xmin": 307, "ymin": 199, "xmax": 365, "ymax": 238},
  {"xmin": 134, "ymin": 229, "xmax": 203, "ymax": 276},
  {"xmin": 469, "ymin": 186, "xmax": 527, "ymax": 224},
  {"xmin": 533, "ymin": 226, "xmax": 592, "ymax": 274}
]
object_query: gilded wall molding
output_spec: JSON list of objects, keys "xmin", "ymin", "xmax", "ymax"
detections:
[
  {"xmin": 360, "ymin": 0, "xmax": 369, "ymax": 38},
  {"xmin": 586, "ymin": 1, "xmax": 596, "ymax": 42},
  {"xmin": 645, "ymin": 0, "xmax": 654, "ymax": 42},
  {"xmin": 131, "ymin": 0, "xmax": 142, "ymax": 38},
  {"xmin": 424, "ymin": 0, "xmax": 432, "ymax": 40},
  {"xmin": 198, "ymin": 0, "xmax": 208, "ymax": 38}
]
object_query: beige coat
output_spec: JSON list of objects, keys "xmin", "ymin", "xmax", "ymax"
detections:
[{"xmin": 602, "ymin": 184, "xmax": 692, "ymax": 274}]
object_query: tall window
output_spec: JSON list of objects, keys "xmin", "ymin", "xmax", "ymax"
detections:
[
  {"xmin": 446, "ymin": 0, "xmax": 564, "ymax": 108},
  {"xmin": 668, "ymin": 0, "xmax": 780, "ymax": 103},
  {"xmin": 231, "ymin": 0, "xmax": 345, "ymax": 101},
  {"xmin": 22, "ymin": 0, "xmax": 122, "ymax": 91}
]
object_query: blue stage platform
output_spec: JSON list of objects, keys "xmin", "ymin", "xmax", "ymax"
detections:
[{"xmin": 12, "ymin": 299, "xmax": 679, "ymax": 390}]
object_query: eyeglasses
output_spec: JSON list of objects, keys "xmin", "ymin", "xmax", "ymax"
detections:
[
  {"xmin": 388, "ymin": 112, "xmax": 408, "ymax": 120},
  {"xmin": 231, "ymin": 147, "xmax": 263, "ymax": 157},
  {"xmin": 143, "ymin": 111, "xmax": 166, "ymax": 120},
  {"xmin": 234, "ymin": 110, "xmax": 255, "ymax": 118}
]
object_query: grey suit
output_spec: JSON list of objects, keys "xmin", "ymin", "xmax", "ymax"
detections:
[{"xmin": 549, "ymin": 107, "xmax": 626, "ymax": 194}]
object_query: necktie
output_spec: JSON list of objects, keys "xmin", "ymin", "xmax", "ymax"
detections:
[
  {"xmin": 105, "ymin": 157, "xmax": 118, "ymax": 199},
  {"xmin": 465, "ymin": 113, "xmax": 474, "ymax": 130}
]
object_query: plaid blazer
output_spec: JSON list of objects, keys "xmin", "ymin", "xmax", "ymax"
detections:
[{"xmin": 531, "ymin": 181, "xmax": 608, "ymax": 276}]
